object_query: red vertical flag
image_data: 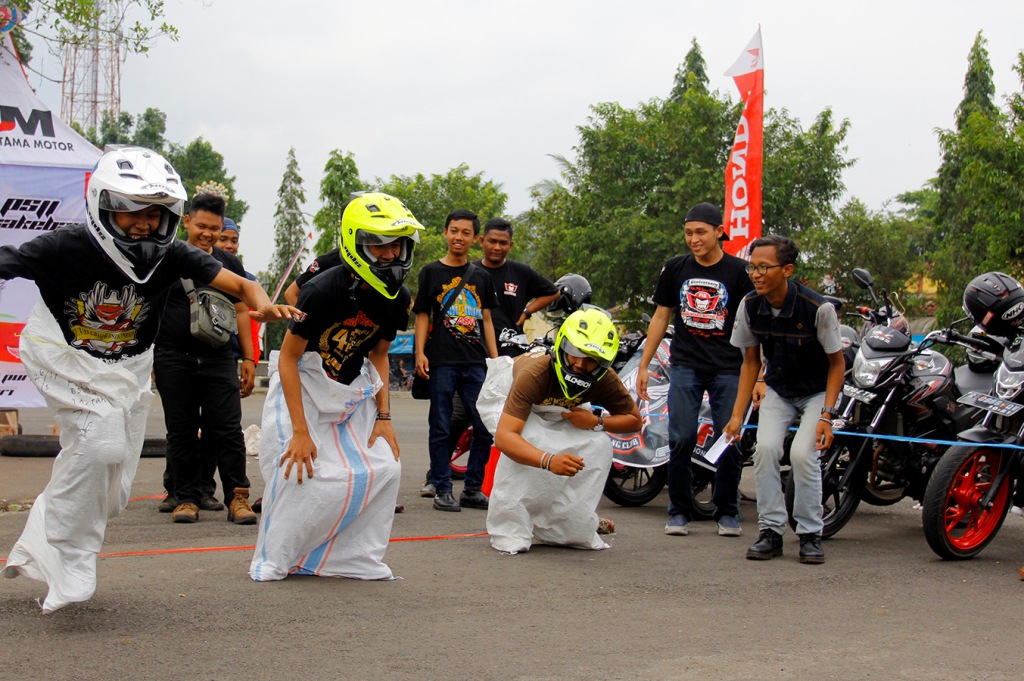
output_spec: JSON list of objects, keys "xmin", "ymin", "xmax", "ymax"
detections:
[{"xmin": 723, "ymin": 29, "xmax": 764, "ymax": 258}]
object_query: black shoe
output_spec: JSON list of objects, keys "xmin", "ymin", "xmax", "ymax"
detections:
[
  {"xmin": 459, "ymin": 490, "xmax": 489, "ymax": 510},
  {"xmin": 746, "ymin": 529, "xmax": 784, "ymax": 560},
  {"xmin": 433, "ymin": 492, "xmax": 461, "ymax": 512},
  {"xmin": 158, "ymin": 494, "xmax": 177, "ymax": 513},
  {"xmin": 252, "ymin": 497, "xmax": 262, "ymax": 513},
  {"xmin": 199, "ymin": 495, "xmax": 225, "ymax": 512},
  {"xmin": 798, "ymin": 533, "xmax": 825, "ymax": 564}
]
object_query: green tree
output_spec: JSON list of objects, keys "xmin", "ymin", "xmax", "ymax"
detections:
[
  {"xmin": 526, "ymin": 41, "xmax": 851, "ymax": 317},
  {"xmin": 312, "ymin": 149, "xmax": 364, "ymax": 256},
  {"xmin": 165, "ymin": 137, "xmax": 249, "ymax": 222},
  {"xmin": 669, "ymin": 38, "xmax": 709, "ymax": 100},
  {"xmin": 264, "ymin": 147, "xmax": 309, "ymax": 352},
  {"xmin": 131, "ymin": 107, "xmax": 167, "ymax": 151},
  {"xmin": 375, "ymin": 163, "xmax": 508, "ymax": 290}
]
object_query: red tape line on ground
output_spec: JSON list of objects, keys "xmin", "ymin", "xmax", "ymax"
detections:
[{"xmin": 0, "ymin": 532, "xmax": 488, "ymax": 562}]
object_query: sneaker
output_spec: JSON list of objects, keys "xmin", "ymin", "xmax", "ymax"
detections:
[
  {"xmin": 432, "ymin": 492, "xmax": 461, "ymax": 512},
  {"xmin": 459, "ymin": 490, "xmax": 489, "ymax": 510},
  {"xmin": 171, "ymin": 502, "xmax": 199, "ymax": 523},
  {"xmin": 717, "ymin": 516, "xmax": 743, "ymax": 537},
  {"xmin": 158, "ymin": 494, "xmax": 177, "ymax": 513},
  {"xmin": 746, "ymin": 528, "xmax": 784, "ymax": 560},
  {"xmin": 664, "ymin": 514, "xmax": 689, "ymax": 536},
  {"xmin": 798, "ymin": 533, "xmax": 825, "ymax": 564},
  {"xmin": 419, "ymin": 482, "xmax": 436, "ymax": 498},
  {"xmin": 227, "ymin": 487, "xmax": 258, "ymax": 525},
  {"xmin": 199, "ymin": 495, "xmax": 225, "ymax": 512}
]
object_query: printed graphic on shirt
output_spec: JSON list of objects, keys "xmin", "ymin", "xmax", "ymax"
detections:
[
  {"xmin": 438, "ymin": 277, "xmax": 483, "ymax": 340},
  {"xmin": 679, "ymin": 277, "xmax": 729, "ymax": 334},
  {"xmin": 502, "ymin": 282, "xmax": 518, "ymax": 297},
  {"xmin": 65, "ymin": 282, "xmax": 148, "ymax": 355},
  {"xmin": 317, "ymin": 310, "xmax": 380, "ymax": 380}
]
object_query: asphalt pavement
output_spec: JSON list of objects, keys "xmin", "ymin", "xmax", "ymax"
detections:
[{"xmin": 1, "ymin": 390, "xmax": 1023, "ymax": 680}]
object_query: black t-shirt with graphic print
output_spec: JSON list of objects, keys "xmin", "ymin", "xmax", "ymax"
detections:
[
  {"xmin": 477, "ymin": 259, "xmax": 558, "ymax": 354},
  {"xmin": 652, "ymin": 252, "xmax": 753, "ymax": 373},
  {"xmin": 412, "ymin": 260, "xmax": 497, "ymax": 368},
  {"xmin": 294, "ymin": 248, "xmax": 342, "ymax": 289},
  {"xmin": 0, "ymin": 224, "xmax": 223, "ymax": 360},
  {"xmin": 156, "ymin": 246, "xmax": 246, "ymax": 357},
  {"xmin": 290, "ymin": 265, "xmax": 411, "ymax": 385}
]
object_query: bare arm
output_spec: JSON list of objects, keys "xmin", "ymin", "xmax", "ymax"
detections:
[
  {"xmin": 494, "ymin": 412, "xmax": 585, "ymax": 477},
  {"xmin": 414, "ymin": 311, "xmax": 430, "ymax": 378},
  {"xmin": 209, "ymin": 269, "xmax": 302, "ymax": 323},
  {"xmin": 276, "ymin": 330, "xmax": 316, "ymax": 484},
  {"xmin": 815, "ymin": 350, "xmax": 846, "ymax": 451},
  {"xmin": 367, "ymin": 338, "xmax": 399, "ymax": 460},
  {"xmin": 482, "ymin": 308, "xmax": 498, "ymax": 359},
  {"xmin": 723, "ymin": 346, "xmax": 762, "ymax": 442},
  {"xmin": 636, "ymin": 305, "xmax": 673, "ymax": 401},
  {"xmin": 515, "ymin": 292, "xmax": 560, "ymax": 327},
  {"xmin": 283, "ymin": 280, "xmax": 301, "ymax": 307},
  {"xmin": 235, "ymin": 301, "xmax": 255, "ymax": 397}
]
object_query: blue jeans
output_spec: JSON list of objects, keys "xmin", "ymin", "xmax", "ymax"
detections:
[
  {"xmin": 667, "ymin": 366, "xmax": 741, "ymax": 520},
  {"xmin": 753, "ymin": 388, "xmax": 825, "ymax": 535},
  {"xmin": 428, "ymin": 364, "xmax": 492, "ymax": 495}
]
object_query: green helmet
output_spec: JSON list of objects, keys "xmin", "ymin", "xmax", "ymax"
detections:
[
  {"xmin": 553, "ymin": 307, "xmax": 619, "ymax": 399},
  {"xmin": 340, "ymin": 192, "xmax": 424, "ymax": 299}
]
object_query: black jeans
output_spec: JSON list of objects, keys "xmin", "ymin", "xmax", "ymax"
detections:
[{"xmin": 154, "ymin": 347, "xmax": 250, "ymax": 505}]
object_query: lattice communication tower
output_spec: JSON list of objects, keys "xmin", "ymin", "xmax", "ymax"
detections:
[{"xmin": 60, "ymin": 0, "xmax": 124, "ymax": 133}]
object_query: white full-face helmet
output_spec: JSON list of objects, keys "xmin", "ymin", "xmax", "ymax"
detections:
[{"xmin": 85, "ymin": 146, "xmax": 187, "ymax": 283}]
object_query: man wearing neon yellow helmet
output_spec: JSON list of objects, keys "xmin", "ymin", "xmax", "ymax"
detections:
[
  {"xmin": 250, "ymin": 192, "xmax": 423, "ymax": 581},
  {"xmin": 486, "ymin": 307, "xmax": 642, "ymax": 552}
]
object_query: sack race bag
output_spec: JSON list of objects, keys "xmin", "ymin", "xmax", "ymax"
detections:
[
  {"xmin": 181, "ymin": 278, "xmax": 237, "ymax": 348},
  {"xmin": 411, "ymin": 373, "xmax": 430, "ymax": 400},
  {"xmin": 250, "ymin": 350, "xmax": 401, "ymax": 581},
  {"xmin": 3, "ymin": 302, "xmax": 154, "ymax": 613},
  {"xmin": 476, "ymin": 357, "xmax": 612, "ymax": 554}
]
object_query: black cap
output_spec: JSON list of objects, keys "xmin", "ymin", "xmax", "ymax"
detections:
[{"xmin": 684, "ymin": 202, "xmax": 728, "ymax": 240}]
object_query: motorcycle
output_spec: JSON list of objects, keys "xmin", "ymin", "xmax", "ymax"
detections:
[
  {"xmin": 922, "ymin": 326, "xmax": 1024, "ymax": 559},
  {"xmin": 788, "ymin": 269, "xmax": 995, "ymax": 538}
]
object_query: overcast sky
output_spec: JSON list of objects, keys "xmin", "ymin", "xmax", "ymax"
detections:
[{"xmin": 26, "ymin": 0, "xmax": 1024, "ymax": 276}]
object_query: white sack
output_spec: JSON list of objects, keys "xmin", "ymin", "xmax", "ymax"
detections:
[
  {"xmin": 3, "ymin": 301, "xmax": 153, "ymax": 613},
  {"xmin": 250, "ymin": 350, "xmax": 400, "ymax": 581},
  {"xmin": 478, "ymin": 357, "xmax": 612, "ymax": 554}
]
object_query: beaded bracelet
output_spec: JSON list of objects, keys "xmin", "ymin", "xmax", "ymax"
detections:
[{"xmin": 818, "ymin": 416, "xmax": 833, "ymax": 425}]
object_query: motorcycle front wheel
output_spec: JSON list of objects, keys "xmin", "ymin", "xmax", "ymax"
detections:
[
  {"xmin": 785, "ymin": 435, "xmax": 866, "ymax": 539},
  {"xmin": 921, "ymin": 445, "xmax": 1012, "ymax": 560},
  {"xmin": 603, "ymin": 463, "xmax": 668, "ymax": 507},
  {"xmin": 689, "ymin": 467, "xmax": 716, "ymax": 520}
]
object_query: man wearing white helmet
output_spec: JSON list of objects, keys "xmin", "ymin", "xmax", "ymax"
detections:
[
  {"xmin": 0, "ymin": 146, "xmax": 301, "ymax": 613},
  {"xmin": 250, "ymin": 192, "xmax": 423, "ymax": 581}
]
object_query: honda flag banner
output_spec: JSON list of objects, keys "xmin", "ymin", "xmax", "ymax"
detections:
[
  {"xmin": 0, "ymin": 36, "xmax": 102, "ymax": 406},
  {"xmin": 723, "ymin": 28, "xmax": 764, "ymax": 259}
]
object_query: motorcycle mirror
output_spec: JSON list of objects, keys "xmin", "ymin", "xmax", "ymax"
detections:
[
  {"xmin": 851, "ymin": 268, "xmax": 874, "ymax": 290},
  {"xmin": 641, "ymin": 313, "xmax": 652, "ymax": 324}
]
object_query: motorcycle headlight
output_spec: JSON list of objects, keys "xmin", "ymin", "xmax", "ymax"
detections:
[
  {"xmin": 994, "ymin": 363, "xmax": 1024, "ymax": 401},
  {"xmin": 852, "ymin": 352, "xmax": 894, "ymax": 388}
]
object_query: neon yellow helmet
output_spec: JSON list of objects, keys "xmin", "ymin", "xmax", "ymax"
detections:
[
  {"xmin": 340, "ymin": 192, "xmax": 424, "ymax": 299},
  {"xmin": 553, "ymin": 307, "xmax": 619, "ymax": 399}
]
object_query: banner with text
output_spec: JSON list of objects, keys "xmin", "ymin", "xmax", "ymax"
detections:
[{"xmin": 723, "ymin": 28, "xmax": 764, "ymax": 259}]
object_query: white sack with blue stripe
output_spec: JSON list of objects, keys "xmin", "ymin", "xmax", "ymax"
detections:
[
  {"xmin": 250, "ymin": 350, "xmax": 400, "ymax": 581},
  {"xmin": 478, "ymin": 357, "xmax": 611, "ymax": 554}
]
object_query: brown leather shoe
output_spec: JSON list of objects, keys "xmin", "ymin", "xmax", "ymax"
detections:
[
  {"xmin": 227, "ymin": 487, "xmax": 258, "ymax": 525},
  {"xmin": 172, "ymin": 502, "xmax": 199, "ymax": 524}
]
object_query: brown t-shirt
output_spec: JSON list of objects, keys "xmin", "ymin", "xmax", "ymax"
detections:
[{"xmin": 503, "ymin": 353, "xmax": 636, "ymax": 421}]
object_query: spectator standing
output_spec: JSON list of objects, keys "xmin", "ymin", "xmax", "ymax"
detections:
[
  {"xmin": 723, "ymin": 235, "xmax": 845, "ymax": 564},
  {"xmin": 413, "ymin": 208, "xmax": 499, "ymax": 512},
  {"xmin": 635, "ymin": 202, "xmax": 753, "ymax": 537}
]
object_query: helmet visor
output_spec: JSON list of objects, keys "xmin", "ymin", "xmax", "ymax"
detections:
[
  {"xmin": 100, "ymin": 190, "xmax": 183, "ymax": 215},
  {"xmin": 355, "ymin": 228, "xmax": 421, "ymax": 246}
]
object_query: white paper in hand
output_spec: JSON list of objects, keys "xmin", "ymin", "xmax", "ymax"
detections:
[{"xmin": 703, "ymin": 433, "xmax": 734, "ymax": 466}]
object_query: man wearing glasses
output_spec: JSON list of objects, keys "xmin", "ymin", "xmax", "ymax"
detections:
[
  {"xmin": 636, "ymin": 202, "xmax": 753, "ymax": 538},
  {"xmin": 723, "ymin": 235, "xmax": 844, "ymax": 564}
]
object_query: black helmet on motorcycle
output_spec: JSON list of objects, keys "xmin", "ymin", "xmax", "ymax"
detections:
[
  {"xmin": 962, "ymin": 272, "xmax": 1024, "ymax": 337},
  {"xmin": 547, "ymin": 273, "xmax": 592, "ymax": 319}
]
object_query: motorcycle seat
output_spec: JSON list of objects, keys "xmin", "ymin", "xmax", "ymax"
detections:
[{"xmin": 954, "ymin": 364, "xmax": 994, "ymax": 396}]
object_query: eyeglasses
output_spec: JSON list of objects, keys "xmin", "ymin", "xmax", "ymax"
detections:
[{"xmin": 744, "ymin": 263, "xmax": 785, "ymax": 275}]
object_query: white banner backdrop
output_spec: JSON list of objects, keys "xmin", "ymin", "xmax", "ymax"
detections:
[{"xmin": 0, "ymin": 36, "xmax": 102, "ymax": 407}]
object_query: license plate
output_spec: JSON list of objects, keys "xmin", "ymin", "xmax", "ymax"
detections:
[
  {"xmin": 843, "ymin": 384, "xmax": 876, "ymax": 404},
  {"xmin": 957, "ymin": 391, "xmax": 1024, "ymax": 417}
]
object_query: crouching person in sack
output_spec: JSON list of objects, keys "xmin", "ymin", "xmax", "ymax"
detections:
[
  {"xmin": 250, "ymin": 193, "xmax": 423, "ymax": 581},
  {"xmin": 479, "ymin": 307, "xmax": 642, "ymax": 553},
  {"xmin": 0, "ymin": 147, "xmax": 301, "ymax": 613}
]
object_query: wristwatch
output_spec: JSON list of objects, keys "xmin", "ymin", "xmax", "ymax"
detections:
[
  {"xmin": 821, "ymin": 406, "xmax": 837, "ymax": 419},
  {"xmin": 524, "ymin": 309, "xmax": 533, "ymax": 320},
  {"xmin": 593, "ymin": 415, "xmax": 605, "ymax": 432}
]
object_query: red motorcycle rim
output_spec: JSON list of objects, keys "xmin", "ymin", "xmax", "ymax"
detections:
[{"xmin": 941, "ymin": 449, "xmax": 1010, "ymax": 551}]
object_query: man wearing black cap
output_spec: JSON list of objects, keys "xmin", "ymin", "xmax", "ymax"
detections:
[{"xmin": 636, "ymin": 202, "xmax": 753, "ymax": 537}]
